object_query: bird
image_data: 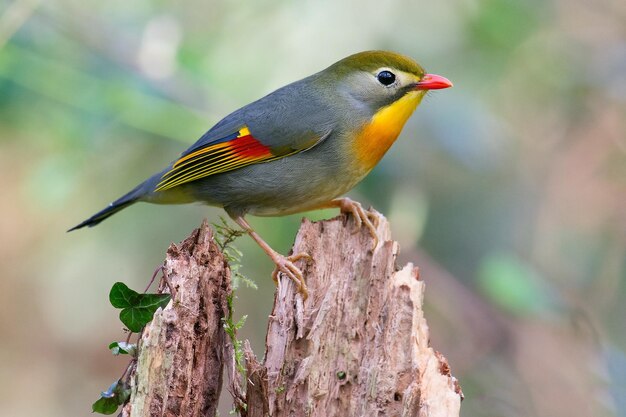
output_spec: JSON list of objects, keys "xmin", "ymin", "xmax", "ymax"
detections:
[{"xmin": 69, "ymin": 50, "xmax": 452, "ymax": 298}]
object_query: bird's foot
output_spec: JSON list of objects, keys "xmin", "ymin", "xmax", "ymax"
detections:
[
  {"xmin": 335, "ymin": 197, "xmax": 380, "ymax": 249},
  {"xmin": 271, "ymin": 252, "xmax": 313, "ymax": 299}
]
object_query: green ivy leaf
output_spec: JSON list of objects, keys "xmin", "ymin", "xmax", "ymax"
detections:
[
  {"xmin": 108, "ymin": 341, "xmax": 137, "ymax": 357},
  {"xmin": 92, "ymin": 380, "xmax": 131, "ymax": 415},
  {"xmin": 92, "ymin": 396, "xmax": 119, "ymax": 415},
  {"xmin": 109, "ymin": 282, "xmax": 140, "ymax": 308},
  {"xmin": 109, "ymin": 282, "xmax": 171, "ymax": 332}
]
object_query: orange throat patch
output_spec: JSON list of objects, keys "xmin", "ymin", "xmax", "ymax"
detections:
[{"xmin": 352, "ymin": 91, "xmax": 424, "ymax": 172}]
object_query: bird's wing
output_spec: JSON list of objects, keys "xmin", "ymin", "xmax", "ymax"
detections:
[
  {"xmin": 155, "ymin": 80, "xmax": 335, "ymax": 192},
  {"xmin": 155, "ymin": 123, "xmax": 331, "ymax": 192}
]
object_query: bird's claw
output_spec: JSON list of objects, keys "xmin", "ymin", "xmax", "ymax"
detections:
[
  {"xmin": 271, "ymin": 252, "xmax": 312, "ymax": 299},
  {"xmin": 337, "ymin": 198, "xmax": 379, "ymax": 249}
]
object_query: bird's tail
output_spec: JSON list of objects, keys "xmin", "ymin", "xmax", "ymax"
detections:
[{"xmin": 68, "ymin": 183, "xmax": 145, "ymax": 232}]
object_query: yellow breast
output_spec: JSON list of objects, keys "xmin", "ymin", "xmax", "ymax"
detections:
[{"xmin": 352, "ymin": 90, "xmax": 424, "ymax": 172}]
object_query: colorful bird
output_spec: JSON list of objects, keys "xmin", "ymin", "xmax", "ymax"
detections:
[{"xmin": 70, "ymin": 51, "xmax": 452, "ymax": 298}]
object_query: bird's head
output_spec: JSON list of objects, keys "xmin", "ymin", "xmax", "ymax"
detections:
[{"xmin": 319, "ymin": 50, "xmax": 452, "ymax": 113}]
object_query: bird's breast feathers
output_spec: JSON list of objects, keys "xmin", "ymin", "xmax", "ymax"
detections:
[{"xmin": 351, "ymin": 90, "xmax": 424, "ymax": 173}]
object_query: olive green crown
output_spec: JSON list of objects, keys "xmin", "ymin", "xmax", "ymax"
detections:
[{"xmin": 326, "ymin": 50, "xmax": 425, "ymax": 78}]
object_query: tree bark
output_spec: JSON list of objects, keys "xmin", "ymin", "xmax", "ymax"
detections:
[
  {"xmin": 245, "ymin": 212, "xmax": 462, "ymax": 417},
  {"xmin": 122, "ymin": 213, "xmax": 462, "ymax": 417},
  {"xmin": 122, "ymin": 220, "xmax": 232, "ymax": 417}
]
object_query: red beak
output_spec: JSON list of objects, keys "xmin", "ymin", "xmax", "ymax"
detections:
[{"xmin": 415, "ymin": 73, "xmax": 453, "ymax": 90}]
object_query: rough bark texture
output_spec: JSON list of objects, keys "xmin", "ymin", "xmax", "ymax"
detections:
[
  {"xmin": 122, "ymin": 220, "xmax": 231, "ymax": 417},
  {"xmin": 121, "ymin": 213, "xmax": 462, "ymax": 417},
  {"xmin": 244, "ymin": 212, "xmax": 462, "ymax": 417}
]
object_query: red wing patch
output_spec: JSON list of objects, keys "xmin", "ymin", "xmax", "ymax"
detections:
[{"xmin": 155, "ymin": 126, "xmax": 276, "ymax": 192}]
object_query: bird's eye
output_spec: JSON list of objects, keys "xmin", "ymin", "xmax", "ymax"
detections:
[{"xmin": 376, "ymin": 70, "xmax": 396, "ymax": 86}]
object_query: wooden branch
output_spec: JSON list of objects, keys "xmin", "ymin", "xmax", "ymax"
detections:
[{"xmin": 121, "ymin": 213, "xmax": 462, "ymax": 417}]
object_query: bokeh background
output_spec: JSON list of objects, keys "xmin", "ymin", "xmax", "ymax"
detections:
[{"xmin": 1, "ymin": 0, "xmax": 625, "ymax": 416}]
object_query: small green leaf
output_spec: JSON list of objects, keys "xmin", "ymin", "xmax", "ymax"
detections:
[
  {"xmin": 109, "ymin": 282, "xmax": 171, "ymax": 332},
  {"xmin": 109, "ymin": 282, "xmax": 140, "ymax": 308},
  {"xmin": 92, "ymin": 380, "xmax": 130, "ymax": 415},
  {"xmin": 118, "ymin": 294, "xmax": 171, "ymax": 332},
  {"xmin": 108, "ymin": 341, "xmax": 137, "ymax": 357},
  {"xmin": 119, "ymin": 308, "xmax": 155, "ymax": 332},
  {"xmin": 136, "ymin": 293, "xmax": 172, "ymax": 310},
  {"xmin": 92, "ymin": 397, "xmax": 119, "ymax": 415}
]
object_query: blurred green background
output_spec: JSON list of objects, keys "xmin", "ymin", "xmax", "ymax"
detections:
[{"xmin": 1, "ymin": 0, "xmax": 625, "ymax": 416}]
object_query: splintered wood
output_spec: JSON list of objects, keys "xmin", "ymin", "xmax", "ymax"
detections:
[
  {"xmin": 122, "ymin": 214, "xmax": 462, "ymax": 417},
  {"xmin": 245, "ymin": 212, "xmax": 462, "ymax": 417}
]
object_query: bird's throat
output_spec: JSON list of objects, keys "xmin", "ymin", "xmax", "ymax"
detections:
[{"xmin": 352, "ymin": 91, "xmax": 424, "ymax": 172}]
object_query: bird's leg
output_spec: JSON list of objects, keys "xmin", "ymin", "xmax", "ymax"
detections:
[
  {"xmin": 229, "ymin": 214, "xmax": 311, "ymax": 299},
  {"xmin": 316, "ymin": 197, "xmax": 380, "ymax": 249}
]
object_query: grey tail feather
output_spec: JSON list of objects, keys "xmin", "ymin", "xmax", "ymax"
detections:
[{"xmin": 67, "ymin": 187, "xmax": 142, "ymax": 232}]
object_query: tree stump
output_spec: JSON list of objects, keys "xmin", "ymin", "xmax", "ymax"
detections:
[
  {"xmin": 122, "ymin": 213, "xmax": 462, "ymax": 417},
  {"xmin": 121, "ymin": 222, "xmax": 231, "ymax": 417}
]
